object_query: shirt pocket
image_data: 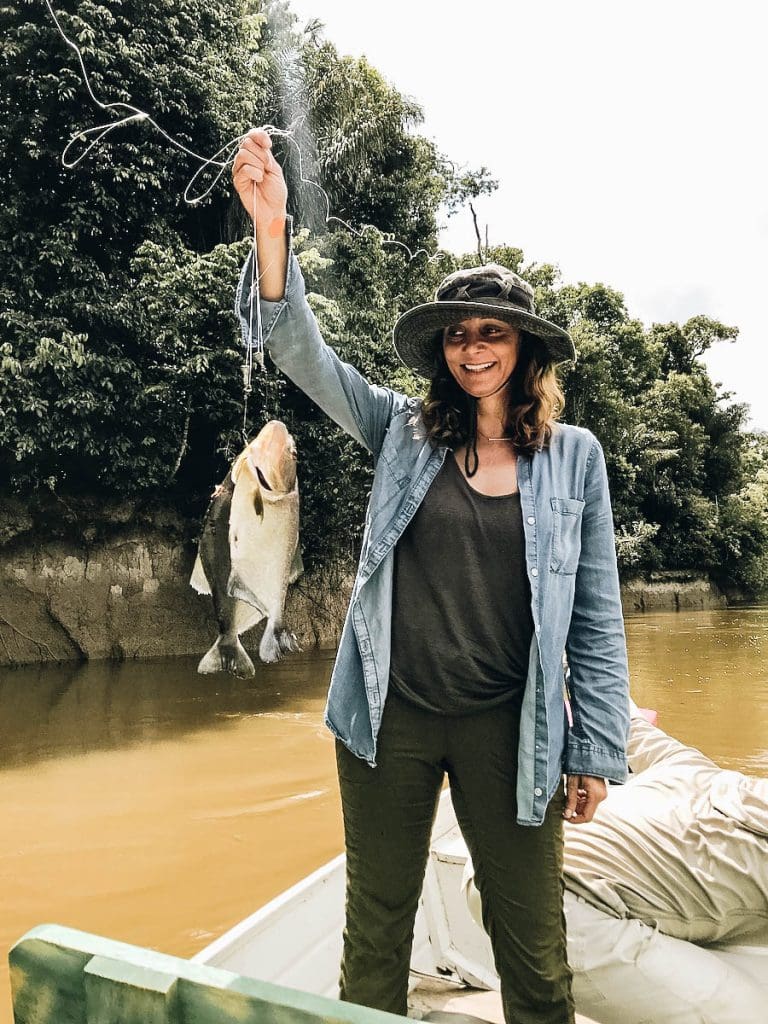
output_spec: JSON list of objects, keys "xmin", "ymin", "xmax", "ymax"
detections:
[{"xmin": 550, "ymin": 497, "xmax": 585, "ymax": 575}]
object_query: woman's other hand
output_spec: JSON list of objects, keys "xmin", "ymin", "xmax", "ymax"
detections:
[
  {"xmin": 563, "ymin": 774, "xmax": 607, "ymax": 824},
  {"xmin": 232, "ymin": 127, "xmax": 288, "ymax": 234}
]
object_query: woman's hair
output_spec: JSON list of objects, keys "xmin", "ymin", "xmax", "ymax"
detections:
[{"xmin": 420, "ymin": 330, "xmax": 565, "ymax": 457}]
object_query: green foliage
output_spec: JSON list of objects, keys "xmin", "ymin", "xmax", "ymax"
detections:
[
  {"xmin": 436, "ymin": 157, "xmax": 499, "ymax": 219},
  {"xmin": 713, "ymin": 433, "xmax": 768, "ymax": 592},
  {"xmin": 1, "ymin": 0, "xmax": 766, "ymax": 594},
  {"xmin": 547, "ymin": 272, "xmax": 767, "ymax": 591},
  {"xmin": 0, "ymin": 0, "xmax": 262, "ymax": 491}
]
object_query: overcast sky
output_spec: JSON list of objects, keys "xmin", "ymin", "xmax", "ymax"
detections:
[{"xmin": 287, "ymin": 0, "xmax": 768, "ymax": 431}]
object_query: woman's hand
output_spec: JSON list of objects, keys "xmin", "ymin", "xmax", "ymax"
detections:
[
  {"xmin": 563, "ymin": 774, "xmax": 607, "ymax": 824},
  {"xmin": 232, "ymin": 127, "xmax": 289, "ymax": 300},
  {"xmin": 232, "ymin": 127, "xmax": 288, "ymax": 235}
]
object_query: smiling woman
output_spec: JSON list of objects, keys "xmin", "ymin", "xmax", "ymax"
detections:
[
  {"xmin": 443, "ymin": 318, "xmax": 521, "ymax": 390},
  {"xmin": 232, "ymin": 127, "xmax": 630, "ymax": 1024},
  {"xmin": 408, "ymin": 264, "xmax": 569, "ymax": 489}
]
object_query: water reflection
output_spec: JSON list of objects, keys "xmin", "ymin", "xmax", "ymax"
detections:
[{"xmin": 0, "ymin": 651, "xmax": 335, "ymax": 770}]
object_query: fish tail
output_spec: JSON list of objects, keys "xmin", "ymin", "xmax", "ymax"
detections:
[{"xmin": 197, "ymin": 636, "xmax": 255, "ymax": 677}]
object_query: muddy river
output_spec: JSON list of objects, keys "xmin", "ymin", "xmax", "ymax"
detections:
[{"xmin": 1, "ymin": 606, "xmax": 766, "ymax": 1020}]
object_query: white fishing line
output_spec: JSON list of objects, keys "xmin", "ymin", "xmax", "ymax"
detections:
[{"xmin": 42, "ymin": 0, "xmax": 450, "ymax": 437}]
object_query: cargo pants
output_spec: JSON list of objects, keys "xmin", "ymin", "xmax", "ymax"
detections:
[{"xmin": 336, "ymin": 689, "xmax": 574, "ymax": 1024}]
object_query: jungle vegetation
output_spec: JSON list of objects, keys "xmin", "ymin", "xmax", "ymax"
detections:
[{"xmin": 2, "ymin": 0, "xmax": 767, "ymax": 593}]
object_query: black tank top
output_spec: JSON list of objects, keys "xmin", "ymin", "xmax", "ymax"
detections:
[{"xmin": 389, "ymin": 453, "xmax": 534, "ymax": 714}]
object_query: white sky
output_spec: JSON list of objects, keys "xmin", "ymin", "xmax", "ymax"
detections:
[{"xmin": 287, "ymin": 0, "xmax": 768, "ymax": 431}]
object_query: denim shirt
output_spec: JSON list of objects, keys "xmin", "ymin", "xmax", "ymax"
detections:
[{"xmin": 235, "ymin": 243, "xmax": 630, "ymax": 826}]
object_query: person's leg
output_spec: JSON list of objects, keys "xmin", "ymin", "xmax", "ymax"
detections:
[
  {"xmin": 446, "ymin": 703, "xmax": 574, "ymax": 1024},
  {"xmin": 707, "ymin": 944, "xmax": 768, "ymax": 999},
  {"xmin": 565, "ymin": 891, "xmax": 765, "ymax": 1024},
  {"xmin": 336, "ymin": 690, "xmax": 445, "ymax": 1016}
]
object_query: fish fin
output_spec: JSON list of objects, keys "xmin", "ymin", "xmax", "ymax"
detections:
[
  {"xmin": 259, "ymin": 624, "xmax": 301, "ymax": 663},
  {"xmin": 189, "ymin": 553, "xmax": 211, "ymax": 595},
  {"xmin": 253, "ymin": 483, "xmax": 263, "ymax": 519},
  {"xmin": 278, "ymin": 629, "xmax": 301, "ymax": 654},
  {"xmin": 197, "ymin": 636, "xmax": 255, "ymax": 677},
  {"xmin": 288, "ymin": 543, "xmax": 304, "ymax": 585},
  {"xmin": 232, "ymin": 600, "xmax": 264, "ymax": 636},
  {"xmin": 227, "ymin": 572, "xmax": 267, "ymax": 614},
  {"xmin": 258, "ymin": 625, "xmax": 282, "ymax": 664}
]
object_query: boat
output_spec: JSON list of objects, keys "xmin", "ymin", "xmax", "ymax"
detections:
[
  {"xmin": 191, "ymin": 777, "xmax": 768, "ymax": 1024},
  {"xmin": 191, "ymin": 787, "xmax": 593, "ymax": 1023},
  {"xmin": 9, "ymin": 786, "xmax": 598, "ymax": 1024}
]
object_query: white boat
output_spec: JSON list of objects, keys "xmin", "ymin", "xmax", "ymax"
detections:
[
  {"xmin": 192, "ymin": 788, "xmax": 594, "ymax": 1024},
  {"xmin": 192, "ymin": 783, "xmax": 768, "ymax": 1024},
  {"xmin": 14, "ymin": 785, "xmax": 765, "ymax": 1024}
]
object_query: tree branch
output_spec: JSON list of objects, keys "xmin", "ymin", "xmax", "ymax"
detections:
[{"xmin": 469, "ymin": 202, "xmax": 483, "ymax": 263}]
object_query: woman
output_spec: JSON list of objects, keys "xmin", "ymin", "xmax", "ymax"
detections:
[{"xmin": 232, "ymin": 128, "xmax": 630, "ymax": 1024}]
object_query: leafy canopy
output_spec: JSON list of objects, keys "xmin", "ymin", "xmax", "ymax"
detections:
[{"xmin": 1, "ymin": 0, "xmax": 766, "ymax": 591}]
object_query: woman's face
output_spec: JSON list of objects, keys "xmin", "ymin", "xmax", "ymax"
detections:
[{"xmin": 442, "ymin": 317, "xmax": 522, "ymax": 398}]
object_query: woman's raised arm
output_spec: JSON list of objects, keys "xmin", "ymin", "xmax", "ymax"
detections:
[
  {"xmin": 232, "ymin": 129, "xmax": 289, "ymax": 300},
  {"xmin": 232, "ymin": 129, "xmax": 408, "ymax": 456}
]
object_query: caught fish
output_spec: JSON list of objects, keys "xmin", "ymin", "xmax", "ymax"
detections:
[{"xmin": 190, "ymin": 420, "xmax": 303, "ymax": 674}]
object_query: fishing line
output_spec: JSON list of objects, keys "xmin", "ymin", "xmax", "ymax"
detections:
[
  {"xmin": 43, "ymin": 0, "xmax": 451, "ymax": 438},
  {"xmin": 242, "ymin": 186, "xmax": 263, "ymax": 442},
  {"xmin": 44, "ymin": 1, "xmax": 451, "ymax": 249}
]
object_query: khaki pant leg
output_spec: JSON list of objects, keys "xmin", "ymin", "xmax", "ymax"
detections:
[{"xmin": 565, "ymin": 891, "xmax": 765, "ymax": 1024}]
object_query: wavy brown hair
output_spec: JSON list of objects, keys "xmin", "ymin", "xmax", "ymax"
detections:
[{"xmin": 421, "ymin": 331, "xmax": 565, "ymax": 458}]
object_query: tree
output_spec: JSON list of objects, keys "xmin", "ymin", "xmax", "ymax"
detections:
[
  {"xmin": 0, "ymin": 0, "xmax": 263, "ymax": 490},
  {"xmin": 1, "ymin": 0, "xmax": 763, "ymax": 592}
]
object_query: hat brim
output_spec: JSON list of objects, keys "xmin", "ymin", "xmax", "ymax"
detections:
[{"xmin": 392, "ymin": 300, "xmax": 576, "ymax": 379}]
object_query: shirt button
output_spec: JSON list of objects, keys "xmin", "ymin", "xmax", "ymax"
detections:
[
  {"xmin": 531, "ymin": 567, "xmax": 539, "ymax": 577},
  {"xmin": 534, "ymin": 787, "xmax": 543, "ymax": 796},
  {"xmin": 527, "ymin": 516, "xmax": 535, "ymax": 525}
]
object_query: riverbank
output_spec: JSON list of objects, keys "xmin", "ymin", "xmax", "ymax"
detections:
[
  {"xmin": 0, "ymin": 496, "xmax": 734, "ymax": 667},
  {"xmin": 621, "ymin": 570, "xmax": 728, "ymax": 613},
  {"xmin": 0, "ymin": 495, "xmax": 351, "ymax": 668}
]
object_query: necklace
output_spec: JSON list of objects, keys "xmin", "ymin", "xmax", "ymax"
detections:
[{"xmin": 477, "ymin": 429, "xmax": 515, "ymax": 443}]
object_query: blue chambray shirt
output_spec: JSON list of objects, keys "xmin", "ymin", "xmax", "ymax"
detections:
[{"xmin": 235, "ymin": 242, "xmax": 630, "ymax": 826}]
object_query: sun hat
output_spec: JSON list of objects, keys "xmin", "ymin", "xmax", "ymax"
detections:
[{"xmin": 392, "ymin": 263, "xmax": 576, "ymax": 379}]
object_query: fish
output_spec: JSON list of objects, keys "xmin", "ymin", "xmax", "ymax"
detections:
[{"xmin": 190, "ymin": 420, "xmax": 303, "ymax": 675}]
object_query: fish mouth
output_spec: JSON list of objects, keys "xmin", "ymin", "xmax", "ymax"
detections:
[
  {"xmin": 244, "ymin": 421, "xmax": 298, "ymax": 493},
  {"xmin": 245, "ymin": 451, "xmax": 274, "ymax": 491}
]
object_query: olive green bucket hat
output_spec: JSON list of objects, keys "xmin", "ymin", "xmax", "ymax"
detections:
[{"xmin": 392, "ymin": 262, "xmax": 576, "ymax": 379}]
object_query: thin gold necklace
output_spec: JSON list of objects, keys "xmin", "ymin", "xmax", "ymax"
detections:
[{"xmin": 477, "ymin": 429, "xmax": 514, "ymax": 443}]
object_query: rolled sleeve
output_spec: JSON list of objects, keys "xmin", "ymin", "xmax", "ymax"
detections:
[{"xmin": 565, "ymin": 438, "xmax": 630, "ymax": 782}]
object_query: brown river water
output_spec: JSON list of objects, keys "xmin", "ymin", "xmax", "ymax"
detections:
[{"xmin": 1, "ymin": 606, "xmax": 767, "ymax": 1020}]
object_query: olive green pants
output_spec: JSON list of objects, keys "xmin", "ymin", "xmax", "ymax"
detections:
[{"xmin": 336, "ymin": 690, "xmax": 574, "ymax": 1024}]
